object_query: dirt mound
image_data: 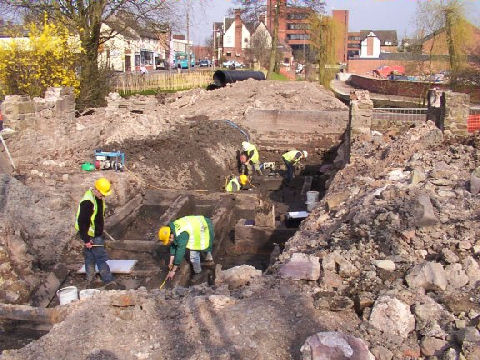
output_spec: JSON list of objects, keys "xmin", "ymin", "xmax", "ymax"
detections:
[{"xmin": 118, "ymin": 119, "xmax": 245, "ymax": 190}]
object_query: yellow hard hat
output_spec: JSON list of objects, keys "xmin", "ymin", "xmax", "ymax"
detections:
[
  {"xmin": 94, "ymin": 177, "xmax": 112, "ymax": 196},
  {"xmin": 239, "ymin": 175, "xmax": 248, "ymax": 186},
  {"xmin": 158, "ymin": 226, "xmax": 171, "ymax": 245}
]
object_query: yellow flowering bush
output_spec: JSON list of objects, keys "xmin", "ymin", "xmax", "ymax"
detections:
[{"xmin": 0, "ymin": 21, "xmax": 81, "ymax": 98}]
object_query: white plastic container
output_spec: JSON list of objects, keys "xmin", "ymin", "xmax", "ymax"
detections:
[
  {"xmin": 305, "ymin": 201, "xmax": 318, "ymax": 212},
  {"xmin": 79, "ymin": 289, "xmax": 100, "ymax": 300},
  {"xmin": 306, "ymin": 191, "xmax": 320, "ymax": 203},
  {"xmin": 56, "ymin": 286, "xmax": 79, "ymax": 305}
]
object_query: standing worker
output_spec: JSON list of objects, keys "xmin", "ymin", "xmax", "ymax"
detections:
[
  {"xmin": 225, "ymin": 174, "xmax": 249, "ymax": 192},
  {"xmin": 240, "ymin": 141, "xmax": 261, "ymax": 175},
  {"xmin": 282, "ymin": 150, "xmax": 308, "ymax": 184},
  {"xmin": 75, "ymin": 177, "xmax": 118, "ymax": 289},
  {"xmin": 158, "ymin": 215, "xmax": 214, "ymax": 281}
]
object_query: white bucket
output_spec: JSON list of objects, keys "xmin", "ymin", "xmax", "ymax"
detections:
[
  {"xmin": 56, "ymin": 286, "xmax": 78, "ymax": 305},
  {"xmin": 306, "ymin": 191, "xmax": 320, "ymax": 203},
  {"xmin": 306, "ymin": 201, "xmax": 318, "ymax": 212},
  {"xmin": 79, "ymin": 289, "xmax": 101, "ymax": 300}
]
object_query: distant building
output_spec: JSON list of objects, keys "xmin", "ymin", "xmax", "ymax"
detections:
[
  {"xmin": 332, "ymin": 10, "xmax": 349, "ymax": 64},
  {"xmin": 222, "ymin": 9, "xmax": 252, "ymax": 63},
  {"xmin": 360, "ymin": 32, "xmax": 381, "ymax": 58},
  {"xmin": 348, "ymin": 30, "xmax": 398, "ymax": 59},
  {"xmin": 169, "ymin": 34, "xmax": 193, "ymax": 67}
]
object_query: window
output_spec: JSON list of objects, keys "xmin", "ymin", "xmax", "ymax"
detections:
[
  {"xmin": 348, "ymin": 43, "xmax": 360, "ymax": 49},
  {"xmin": 287, "ymin": 23, "xmax": 309, "ymax": 30},
  {"xmin": 287, "ymin": 34, "xmax": 310, "ymax": 40},
  {"xmin": 348, "ymin": 36, "xmax": 361, "ymax": 41},
  {"xmin": 287, "ymin": 12, "xmax": 308, "ymax": 20},
  {"xmin": 226, "ymin": 52, "xmax": 231, "ymax": 56},
  {"xmin": 135, "ymin": 54, "xmax": 140, "ymax": 66},
  {"xmin": 140, "ymin": 50, "xmax": 154, "ymax": 65},
  {"xmin": 385, "ymin": 41, "xmax": 392, "ymax": 46}
]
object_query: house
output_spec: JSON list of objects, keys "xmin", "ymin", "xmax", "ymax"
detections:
[
  {"xmin": 348, "ymin": 30, "xmax": 398, "ymax": 59},
  {"xmin": 420, "ymin": 23, "xmax": 480, "ymax": 57},
  {"xmin": 222, "ymin": 9, "xmax": 252, "ymax": 63},
  {"xmin": 99, "ymin": 23, "xmax": 169, "ymax": 72},
  {"xmin": 359, "ymin": 32, "xmax": 381, "ymax": 58}
]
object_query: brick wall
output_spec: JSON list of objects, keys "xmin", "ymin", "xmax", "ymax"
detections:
[
  {"xmin": 347, "ymin": 58, "xmax": 450, "ymax": 76},
  {"xmin": 349, "ymin": 74, "xmax": 480, "ymax": 103}
]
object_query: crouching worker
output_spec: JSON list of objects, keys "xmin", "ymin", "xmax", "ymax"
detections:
[
  {"xmin": 75, "ymin": 177, "xmax": 118, "ymax": 289},
  {"xmin": 158, "ymin": 215, "xmax": 214, "ymax": 281},
  {"xmin": 225, "ymin": 174, "xmax": 249, "ymax": 192},
  {"xmin": 282, "ymin": 150, "xmax": 308, "ymax": 183},
  {"xmin": 240, "ymin": 141, "xmax": 261, "ymax": 175}
]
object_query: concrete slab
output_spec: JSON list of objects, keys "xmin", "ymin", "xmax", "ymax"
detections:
[{"xmin": 78, "ymin": 260, "xmax": 137, "ymax": 274}]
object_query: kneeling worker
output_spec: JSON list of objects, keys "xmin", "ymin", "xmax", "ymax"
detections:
[
  {"xmin": 240, "ymin": 141, "xmax": 261, "ymax": 175},
  {"xmin": 282, "ymin": 150, "xmax": 308, "ymax": 183},
  {"xmin": 225, "ymin": 174, "xmax": 248, "ymax": 192},
  {"xmin": 158, "ymin": 215, "xmax": 214, "ymax": 281}
]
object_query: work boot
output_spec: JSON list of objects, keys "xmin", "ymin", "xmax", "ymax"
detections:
[
  {"xmin": 104, "ymin": 281, "xmax": 125, "ymax": 290},
  {"xmin": 205, "ymin": 252, "xmax": 213, "ymax": 262}
]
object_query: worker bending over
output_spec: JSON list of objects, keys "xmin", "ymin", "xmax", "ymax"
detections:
[
  {"xmin": 75, "ymin": 178, "xmax": 118, "ymax": 289},
  {"xmin": 158, "ymin": 215, "xmax": 214, "ymax": 281},
  {"xmin": 240, "ymin": 141, "xmax": 261, "ymax": 175},
  {"xmin": 282, "ymin": 150, "xmax": 308, "ymax": 183},
  {"xmin": 225, "ymin": 174, "xmax": 248, "ymax": 192}
]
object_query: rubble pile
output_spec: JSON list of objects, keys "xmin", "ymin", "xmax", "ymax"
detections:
[{"xmin": 278, "ymin": 122, "xmax": 480, "ymax": 359}]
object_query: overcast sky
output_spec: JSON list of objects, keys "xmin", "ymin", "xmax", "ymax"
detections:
[{"xmin": 188, "ymin": 0, "xmax": 480, "ymax": 45}]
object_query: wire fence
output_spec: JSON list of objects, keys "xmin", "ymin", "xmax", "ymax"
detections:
[
  {"xmin": 372, "ymin": 107, "xmax": 428, "ymax": 123},
  {"xmin": 113, "ymin": 70, "xmax": 214, "ymax": 94}
]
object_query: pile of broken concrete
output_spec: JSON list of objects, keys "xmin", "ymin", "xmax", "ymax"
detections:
[{"xmin": 278, "ymin": 121, "xmax": 480, "ymax": 359}]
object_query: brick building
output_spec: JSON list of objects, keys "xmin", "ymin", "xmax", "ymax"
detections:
[
  {"xmin": 266, "ymin": 0, "xmax": 312, "ymax": 64},
  {"xmin": 332, "ymin": 10, "xmax": 349, "ymax": 64}
]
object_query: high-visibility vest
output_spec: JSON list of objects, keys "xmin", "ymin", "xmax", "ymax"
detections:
[
  {"xmin": 225, "ymin": 177, "xmax": 241, "ymax": 192},
  {"xmin": 172, "ymin": 216, "xmax": 211, "ymax": 251},
  {"xmin": 282, "ymin": 150, "xmax": 302, "ymax": 165},
  {"xmin": 75, "ymin": 189, "xmax": 105, "ymax": 237},
  {"xmin": 243, "ymin": 142, "xmax": 259, "ymax": 164}
]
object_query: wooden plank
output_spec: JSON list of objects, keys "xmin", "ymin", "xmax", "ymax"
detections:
[
  {"xmin": 105, "ymin": 193, "xmax": 143, "ymax": 236},
  {"xmin": 31, "ymin": 264, "xmax": 69, "ymax": 307},
  {"xmin": 211, "ymin": 198, "xmax": 235, "ymax": 258},
  {"xmin": 0, "ymin": 303, "xmax": 67, "ymax": 324},
  {"xmin": 108, "ymin": 240, "xmax": 158, "ymax": 252}
]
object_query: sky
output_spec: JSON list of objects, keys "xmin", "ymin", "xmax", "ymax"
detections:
[{"xmin": 188, "ymin": 0, "xmax": 480, "ymax": 45}]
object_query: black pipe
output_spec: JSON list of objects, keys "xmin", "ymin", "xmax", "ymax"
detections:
[{"xmin": 213, "ymin": 70, "xmax": 266, "ymax": 87}]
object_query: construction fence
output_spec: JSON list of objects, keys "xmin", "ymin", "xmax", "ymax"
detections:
[
  {"xmin": 468, "ymin": 107, "xmax": 480, "ymax": 133},
  {"xmin": 113, "ymin": 70, "xmax": 214, "ymax": 94}
]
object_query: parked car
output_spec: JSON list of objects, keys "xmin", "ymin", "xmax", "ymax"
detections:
[
  {"xmin": 222, "ymin": 60, "xmax": 244, "ymax": 69},
  {"xmin": 199, "ymin": 59, "xmax": 210, "ymax": 67}
]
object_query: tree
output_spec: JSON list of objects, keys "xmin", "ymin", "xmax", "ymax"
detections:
[
  {"xmin": 412, "ymin": 0, "xmax": 473, "ymax": 75},
  {"xmin": 233, "ymin": 0, "xmax": 325, "ymax": 78},
  {"xmin": 0, "ymin": 20, "xmax": 79, "ymax": 98},
  {"xmin": 308, "ymin": 13, "xmax": 336, "ymax": 87},
  {"xmin": 246, "ymin": 25, "xmax": 271, "ymax": 68},
  {"xmin": 0, "ymin": 0, "xmax": 175, "ymax": 108}
]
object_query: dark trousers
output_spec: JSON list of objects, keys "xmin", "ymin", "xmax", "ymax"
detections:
[
  {"xmin": 284, "ymin": 159, "xmax": 294, "ymax": 183},
  {"xmin": 84, "ymin": 236, "xmax": 114, "ymax": 284}
]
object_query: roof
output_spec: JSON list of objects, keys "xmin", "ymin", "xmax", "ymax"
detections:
[
  {"xmin": 224, "ymin": 18, "xmax": 234, "ymax": 31},
  {"xmin": 360, "ymin": 30, "xmax": 398, "ymax": 46}
]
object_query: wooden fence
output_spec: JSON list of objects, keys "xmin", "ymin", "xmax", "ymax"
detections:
[{"xmin": 113, "ymin": 70, "xmax": 214, "ymax": 94}]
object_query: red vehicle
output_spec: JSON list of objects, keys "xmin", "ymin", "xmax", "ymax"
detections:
[{"xmin": 374, "ymin": 65, "xmax": 405, "ymax": 78}]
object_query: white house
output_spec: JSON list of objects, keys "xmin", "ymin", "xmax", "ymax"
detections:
[{"xmin": 360, "ymin": 31, "xmax": 381, "ymax": 59}]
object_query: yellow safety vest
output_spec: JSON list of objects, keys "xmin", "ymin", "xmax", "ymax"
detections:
[
  {"xmin": 282, "ymin": 150, "xmax": 302, "ymax": 164},
  {"xmin": 74, "ymin": 189, "xmax": 105, "ymax": 237},
  {"xmin": 243, "ymin": 142, "xmax": 259, "ymax": 164},
  {"xmin": 225, "ymin": 177, "xmax": 241, "ymax": 192},
  {"xmin": 172, "ymin": 216, "xmax": 211, "ymax": 251}
]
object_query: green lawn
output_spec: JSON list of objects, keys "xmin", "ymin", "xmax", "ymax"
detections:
[{"xmin": 268, "ymin": 72, "xmax": 289, "ymax": 81}]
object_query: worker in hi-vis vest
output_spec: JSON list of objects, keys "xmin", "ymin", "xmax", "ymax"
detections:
[
  {"xmin": 282, "ymin": 150, "xmax": 308, "ymax": 183},
  {"xmin": 225, "ymin": 174, "xmax": 249, "ymax": 192},
  {"xmin": 158, "ymin": 215, "xmax": 214, "ymax": 281},
  {"xmin": 75, "ymin": 177, "xmax": 119, "ymax": 289},
  {"xmin": 240, "ymin": 141, "xmax": 261, "ymax": 175}
]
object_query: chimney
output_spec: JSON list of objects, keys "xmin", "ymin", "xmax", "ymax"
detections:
[{"xmin": 235, "ymin": 9, "xmax": 242, "ymax": 56}]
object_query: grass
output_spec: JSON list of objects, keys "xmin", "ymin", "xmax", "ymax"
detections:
[{"xmin": 268, "ymin": 72, "xmax": 289, "ymax": 81}]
